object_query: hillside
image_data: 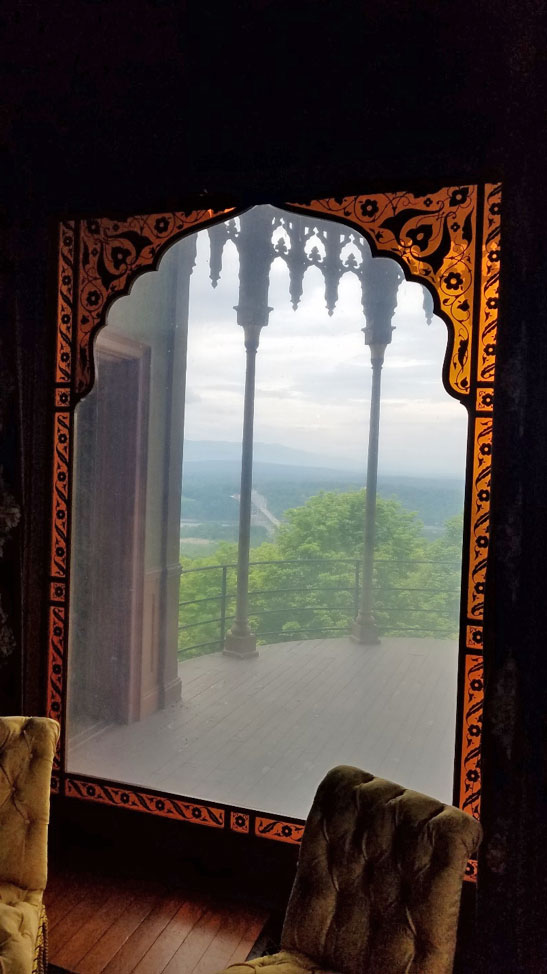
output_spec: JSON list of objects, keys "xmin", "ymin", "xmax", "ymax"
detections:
[{"xmin": 181, "ymin": 445, "xmax": 464, "ymax": 531}]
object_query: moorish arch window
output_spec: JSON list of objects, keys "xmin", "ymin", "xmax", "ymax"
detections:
[{"xmin": 48, "ymin": 186, "xmax": 500, "ymax": 881}]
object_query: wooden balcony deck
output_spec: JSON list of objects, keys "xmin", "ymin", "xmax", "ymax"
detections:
[{"xmin": 68, "ymin": 635, "xmax": 458, "ymax": 820}]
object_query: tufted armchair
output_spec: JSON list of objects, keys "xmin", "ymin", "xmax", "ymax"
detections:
[
  {"xmin": 216, "ymin": 766, "xmax": 482, "ymax": 974},
  {"xmin": 0, "ymin": 717, "xmax": 60, "ymax": 974}
]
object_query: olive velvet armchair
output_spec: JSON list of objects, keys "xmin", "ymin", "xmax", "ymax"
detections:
[
  {"xmin": 217, "ymin": 765, "xmax": 482, "ymax": 974},
  {"xmin": 0, "ymin": 716, "xmax": 60, "ymax": 974}
]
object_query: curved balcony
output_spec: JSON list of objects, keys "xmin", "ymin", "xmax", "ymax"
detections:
[
  {"xmin": 177, "ymin": 556, "xmax": 460, "ymax": 658},
  {"xmin": 67, "ymin": 558, "xmax": 459, "ymax": 820}
]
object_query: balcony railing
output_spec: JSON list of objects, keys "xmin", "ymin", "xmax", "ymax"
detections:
[{"xmin": 178, "ymin": 557, "xmax": 461, "ymax": 660}]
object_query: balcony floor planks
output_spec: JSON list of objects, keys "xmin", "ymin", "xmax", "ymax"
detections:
[
  {"xmin": 45, "ymin": 866, "xmax": 268, "ymax": 974},
  {"xmin": 68, "ymin": 636, "xmax": 458, "ymax": 819}
]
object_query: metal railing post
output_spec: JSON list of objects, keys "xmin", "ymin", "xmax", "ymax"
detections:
[
  {"xmin": 219, "ymin": 565, "xmax": 228, "ymax": 650},
  {"xmin": 178, "ymin": 557, "xmax": 461, "ymax": 658}
]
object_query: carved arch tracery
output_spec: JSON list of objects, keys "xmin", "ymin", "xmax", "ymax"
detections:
[{"xmin": 49, "ymin": 185, "xmax": 501, "ymax": 872}]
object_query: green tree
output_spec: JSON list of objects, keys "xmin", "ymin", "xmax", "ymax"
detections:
[
  {"xmin": 178, "ymin": 491, "xmax": 463, "ymax": 658},
  {"xmin": 248, "ymin": 490, "xmax": 429, "ymax": 641},
  {"xmin": 177, "ymin": 542, "xmax": 238, "ymax": 658},
  {"xmin": 273, "ymin": 489, "xmax": 424, "ymax": 559},
  {"xmin": 395, "ymin": 514, "xmax": 463, "ymax": 638}
]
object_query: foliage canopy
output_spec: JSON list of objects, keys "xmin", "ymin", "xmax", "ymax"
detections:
[{"xmin": 178, "ymin": 490, "xmax": 462, "ymax": 659}]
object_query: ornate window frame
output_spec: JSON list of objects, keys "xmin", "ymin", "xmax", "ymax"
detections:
[{"xmin": 48, "ymin": 184, "xmax": 501, "ymax": 880}]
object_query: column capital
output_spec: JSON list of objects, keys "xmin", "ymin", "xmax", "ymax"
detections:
[
  {"xmin": 362, "ymin": 335, "xmax": 391, "ymax": 365},
  {"xmin": 234, "ymin": 312, "xmax": 272, "ymax": 350},
  {"xmin": 361, "ymin": 257, "xmax": 402, "ymax": 350}
]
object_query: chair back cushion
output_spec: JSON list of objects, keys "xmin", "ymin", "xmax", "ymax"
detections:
[
  {"xmin": 0, "ymin": 717, "xmax": 59, "ymax": 891},
  {"xmin": 281, "ymin": 766, "xmax": 482, "ymax": 974}
]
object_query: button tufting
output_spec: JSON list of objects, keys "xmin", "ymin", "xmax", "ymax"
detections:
[{"xmin": 280, "ymin": 766, "xmax": 482, "ymax": 974}]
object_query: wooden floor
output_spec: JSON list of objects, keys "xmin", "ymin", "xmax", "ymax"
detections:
[
  {"xmin": 68, "ymin": 636, "xmax": 458, "ymax": 820},
  {"xmin": 45, "ymin": 866, "xmax": 268, "ymax": 974}
]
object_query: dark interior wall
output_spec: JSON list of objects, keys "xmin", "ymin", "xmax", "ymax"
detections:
[
  {"xmin": 2, "ymin": 1, "xmax": 547, "ymax": 971},
  {"xmin": 0, "ymin": 214, "xmax": 21, "ymax": 709},
  {"xmin": 4, "ymin": 0, "xmax": 508, "ymax": 211},
  {"xmin": 478, "ymin": 39, "xmax": 547, "ymax": 968}
]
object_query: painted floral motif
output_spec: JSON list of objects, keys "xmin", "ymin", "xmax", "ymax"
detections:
[
  {"xmin": 65, "ymin": 778, "xmax": 225, "ymax": 827},
  {"xmin": 231, "ymin": 811, "xmax": 250, "ymax": 834},
  {"xmin": 287, "ymin": 186, "xmax": 478, "ymax": 396},
  {"xmin": 465, "ymin": 859, "xmax": 478, "ymax": 883},
  {"xmin": 76, "ymin": 206, "xmax": 235, "ymax": 397},
  {"xmin": 460, "ymin": 656, "xmax": 483, "ymax": 820},
  {"xmin": 467, "ymin": 417, "xmax": 493, "ymax": 621},
  {"xmin": 50, "ymin": 412, "xmax": 70, "ymax": 579},
  {"xmin": 479, "ymin": 185, "xmax": 501, "ymax": 383},
  {"xmin": 50, "ymin": 185, "xmax": 501, "ymax": 879},
  {"xmin": 55, "ymin": 222, "xmax": 75, "ymax": 385},
  {"xmin": 255, "ymin": 817, "xmax": 305, "ymax": 844}
]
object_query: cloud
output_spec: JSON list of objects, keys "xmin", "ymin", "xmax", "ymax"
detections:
[
  {"xmin": 184, "ymin": 389, "xmax": 202, "ymax": 404},
  {"xmin": 108, "ymin": 207, "xmax": 468, "ymax": 479}
]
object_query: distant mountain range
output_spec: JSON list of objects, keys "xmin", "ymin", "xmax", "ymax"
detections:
[
  {"xmin": 183, "ymin": 439, "xmax": 361, "ymax": 471},
  {"xmin": 182, "ymin": 440, "xmax": 463, "ymax": 487},
  {"xmin": 180, "ymin": 441, "xmax": 465, "ymax": 528}
]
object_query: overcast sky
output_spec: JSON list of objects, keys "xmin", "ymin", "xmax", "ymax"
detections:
[
  {"xmin": 109, "ymin": 207, "xmax": 468, "ymax": 480},
  {"xmin": 176, "ymin": 207, "xmax": 467, "ymax": 480}
]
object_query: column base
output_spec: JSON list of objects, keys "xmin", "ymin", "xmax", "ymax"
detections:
[
  {"xmin": 351, "ymin": 617, "xmax": 381, "ymax": 645},
  {"xmin": 223, "ymin": 631, "xmax": 259, "ymax": 658}
]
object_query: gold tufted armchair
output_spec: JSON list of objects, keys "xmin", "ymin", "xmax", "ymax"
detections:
[
  {"xmin": 0, "ymin": 717, "xmax": 60, "ymax": 974},
  {"xmin": 217, "ymin": 766, "xmax": 482, "ymax": 974}
]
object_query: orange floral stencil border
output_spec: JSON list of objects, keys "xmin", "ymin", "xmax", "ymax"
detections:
[
  {"xmin": 288, "ymin": 186, "xmax": 477, "ymax": 397},
  {"xmin": 65, "ymin": 778, "xmax": 225, "ymax": 828},
  {"xmin": 49, "ymin": 185, "xmax": 500, "ymax": 875},
  {"xmin": 50, "ymin": 412, "xmax": 70, "ymax": 579},
  {"xmin": 255, "ymin": 817, "xmax": 305, "ymax": 845},
  {"xmin": 467, "ymin": 417, "xmax": 493, "ymax": 622},
  {"xmin": 76, "ymin": 207, "xmax": 235, "ymax": 397},
  {"xmin": 465, "ymin": 859, "xmax": 478, "ymax": 884},
  {"xmin": 230, "ymin": 811, "xmax": 250, "ymax": 834},
  {"xmin": 56, "ymin": 223, "xmax": 75, "ymax": 385},
  {"xmin": 478, "ymin": 185, "xmax": 501, "ymax": 385},
  {"xmin": 465, "ymin": 185, "xmax": 500, "ymax": 625},
  {"xmin": 46, "ymin": 605, "xmax": 64, "ymax": 721},
  {"xmin": 460, "ymin": 655, "xmax": 483, "ymax": 820}
]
